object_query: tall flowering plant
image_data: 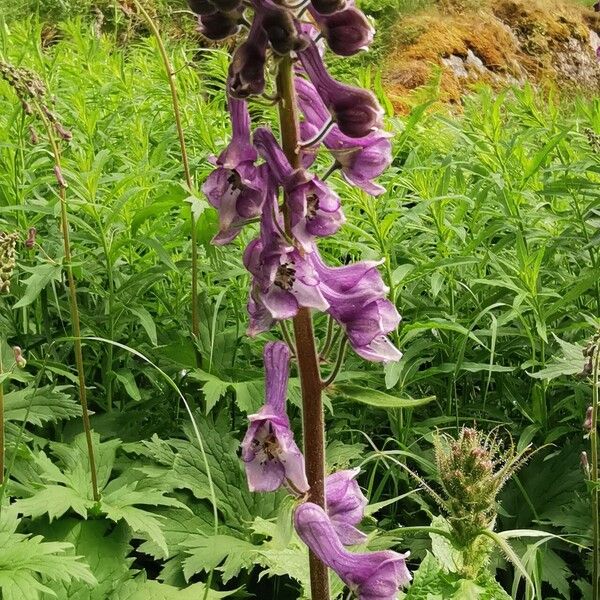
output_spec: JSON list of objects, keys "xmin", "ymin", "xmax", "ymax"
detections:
[{"xmin": 190, "ymin": 1, "xmax": 410, "ymax": 597}]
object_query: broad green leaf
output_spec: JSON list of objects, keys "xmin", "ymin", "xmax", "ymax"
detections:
[
  {"xmin": 4, "ymin": 386, "xmax": 80, "ymax": 425},
  {"xmin": 13, "ymin": 263, "xmax": 62, "ymax": 309},
  {"xmin": 333, "ymin": 384, "xmax": 434, "ymax": 410}
]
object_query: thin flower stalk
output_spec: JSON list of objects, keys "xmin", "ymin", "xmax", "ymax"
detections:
[
  {"xmin": 132, "ymin": 0, "xmax": 201, "ymax": 357},
  {"xmin": 0, "ymin": 349, "xmax": 4, "ymax": 487},
  {"xmin": 592, "ymin": 341, "xmax": 599, "ymax": 600}
]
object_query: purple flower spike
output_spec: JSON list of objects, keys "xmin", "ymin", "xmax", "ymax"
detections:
[
  {"xmin": 242, "ymin": 342, "xmax": 309, "ymax": 494},
  {"xmin": 202, "ymin": 97, "xmax": 266, "ymax": 244},
  {"xmin": 296, "ymin": 78, "xmax": 392, "ymax": 196},
  {"xmin": 254, "ymin": 127, "xmax": 345, "ymax": 250},
  {"xmin": 312, "ymin": 252, "xmax": 402, "ymax": 363},
  {"xmin": 228, "ymin": 16, "xmax": 268, "ymax": 98},
  {"xmin": 310, "ymin": 0, "xmax": 348, "ymax": 15},
  {"xmin": 310, "ymin": 5, "xmax": 374, "ymax": 56},
  {"xmin": 326, "ymin": 469, "xmax": 368, "ymax": 546},
  {"xmin": 299, "ymin": 39, "xmax": 383, "ymax": 138},
  {"xmin": 294, "ymin": 503, "xmax": 411, "ymax": 599}
]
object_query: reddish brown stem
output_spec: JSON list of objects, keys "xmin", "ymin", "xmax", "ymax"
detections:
[{"xmin": 276, "ymin": 57, "xmax": 330, "ymax": 600}]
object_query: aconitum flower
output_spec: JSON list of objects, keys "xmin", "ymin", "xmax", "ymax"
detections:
[
  {"xmin": 201, "ymin": 97, "xmax": 266, "ymax": 244},
  {"xmin": 294, "ymin": 503, "xmax": 411, "ymax": 599},
  {"xmin": 253, "ymin": 127, "xmax": 345, "ymax": 250},
  {"xmin": 243, "ymin": 194, "xmax": 329, "ymax": 335},
  {"xmin": 228, "ymin": 16, "xmax": 268, "ymax": 98},
  {"xmin": 242, "ymin": 342, "xmax": 309, "ymax": 494},
  {"xmin": 299, "ymin": 39, "xmax": 383, "ymax": 138},
  {"xmin": 296, "ymin": 77, "xmax": 392, "ymax": 196},
  {"xmin": 326, "ymin": 469, "xmax": 368, "ymax": 546},
  {"xmin": 309, "ymin": 4, "xmax": 374, "ymax": 56},
  {"xmin": 312, "ymin": 252, "xmax": 402, "ymax": 363}
]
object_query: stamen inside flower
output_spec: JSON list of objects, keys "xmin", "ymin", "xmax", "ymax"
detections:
[
  {"xmin": 306, "ymin": 193, "xmax": 320, "ymax": 219},
  {"xmin": 275, "ymin": 263, "xmax": 296, "ymax": 290}
]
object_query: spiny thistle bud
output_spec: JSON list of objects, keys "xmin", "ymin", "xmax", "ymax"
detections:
[
  {"xmin": 434, "ymin": 427, "xmax": 530, "ymax": 545},
  {"xmin": 0, "ymin": 231, "xmax": 19, "ymax": 294},
  {"xmin": 12, "ymin": 346, "xmax": 26, "ymax": 369}
]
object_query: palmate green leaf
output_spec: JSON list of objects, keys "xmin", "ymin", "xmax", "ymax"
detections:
[
  {"xmin": 4, "ymin": 386, "xmax": 80, "ymax": 426},
  {"xmin": 0, "ymin": 506, "xmax": 96, "ymax": 600},
  {"xmin": 100, "ymin": 482, "xmax": 189, "ymax": 556},
  {"xmin": 333, "ymin": 384, "xmax": 435, "ymax": 410},
  {"xmin": 113, "ymin": 577, "xmax": 233, "ymax": 600},
  {"xmin": 34, "ymin": 519, "xmax": 134, "ymax": 600},
  {"xmin": 12, "ymin": 263, "xmax": 62, "ymax": 309}
]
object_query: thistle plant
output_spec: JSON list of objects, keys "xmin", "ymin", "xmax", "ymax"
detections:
[
  {"xmin": 433, "ymin": 427, "xmax": 530, "ymax": 579},
  {"xmin": 188, "ymin": 1, "xmax": 408, "ymax": 598},
  {"xmin": 0, "ymin": 61, "xmax": 99, "ymax": 502}
]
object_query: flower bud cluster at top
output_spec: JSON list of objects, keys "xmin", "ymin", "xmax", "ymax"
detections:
[{"xmin": 187, "ymin": 1, "xmax": 411, "ymax": 597}]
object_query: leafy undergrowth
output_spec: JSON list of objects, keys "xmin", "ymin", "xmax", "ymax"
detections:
[{"xmin": 0, "ymin": 11, "xmax": 598, "ymax": 600}]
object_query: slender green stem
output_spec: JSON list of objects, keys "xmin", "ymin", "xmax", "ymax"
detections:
[
  {"xmin": 276, "ymin": 55, "xmax": 330, "ymax": 600},
  {"xmin": 133, "ymin": 0, "xmax": 201, "ymax": 359},
  {"xmin": 35, "ymin": 106, "xmax": 99, "ymax": 502},
  {"xmin": 592, "ymin": 343, "xmax": 599, "ymax": 600},
  {"xmin": 319, "ymin": 315, "xmax": 335, "ymax": 357},
  {"xmin": 322, "ymin": 337, "xmax": 347, "ymax": 388}
]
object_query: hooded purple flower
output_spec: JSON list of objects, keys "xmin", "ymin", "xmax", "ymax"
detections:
[
  {"xmin": 228, "ymin": 15, "xmax": 268, "ymax": 99},
  {"xmin": 299, "ymin": 38, "xmax": 383, "ymax": 138},
  {"xmin": 311, "ymin": 251, "xmax": 402, "ymax": 363},
  {"xmin": 253, "ymin": 127, "xmax": 345, "ymax": 250},
  {"xmin": 309, "ymin": 3, "xmax": 374, "ymax": 56},
  {"xmin": 242, "ymin": 342, "xmax": 309, "ymax": 494},
  {"xmin": 243, "ymin": 192, "xmax": 329, "ymax": 335},
  {"xmin": 326, "ymin": 468, "xmax": 368, "ymax": 546},
  {"xmin": 296, "ymin": 77, "xmax": 392, "ymax": 196},
  {"xmin": 295, "ymin": 502, "xmax": 411, "ymax": 599},
  {"xmin": 202, "ymin": 97, "xmax": 266, "ymax": 244}
]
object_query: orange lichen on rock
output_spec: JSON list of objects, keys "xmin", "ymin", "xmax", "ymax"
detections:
[{"xmin": 384, "ymin": 0, "xmax": 600, "ymax": 113}]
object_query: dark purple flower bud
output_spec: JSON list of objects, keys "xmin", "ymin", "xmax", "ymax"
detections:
[
  {"xmin": 296, "ymin": 77, "xmax": 391, "ymax": 196},
  {"xmin": 313, "ymin": 252, "xmax": 402, "ymax": 362},
  {"xmin": 198, "ymin": 10, "xmax": 242, "ymax": 41},
  {"xmin": 581, "ymin": 451, "xmax": 590, "ymax": 478},
  {"xmin": 55, "ymin": 121, "xmax": 73, "ymax": 141},
  {"xmin": 187, "ymin": 0, "xmax": 217, "ymax": 15},
  {"xmin": 242, "ymin": 341, "xmax": 309, "ymax": 494},
  {"xmin": 253, "ymin": 127, "xmax": 345, "ymax": 250},
  {"xmin": 25, "ymin": 227, "xmax": 36, "ymax": 249},
  {"xmin": 294, "ymin": 502, "xmax": 411, "ymax": 598},
  {"xmin": 202, "ymin": 97, "xmax": 266, "ymax": 245},
  {"xmin": 299, "ymin": 39, "xmax": 384, "ymax": 138},
  {"xmin": 310, "ymin": 5, "xmax": 374, "ymax": 56},
  {"xmin": 310, "ymin": 0, "xmax": 347, "ymax": 15},
  {"xmin": 326, "ymin": 468, "xmax": 368, "ymax": 546},
  {"xmin": 228, "ymin": 17, "xmax": 268, "ymax": 98},
  {"xmin": 253, "ymin": 0, "xmax": 307, "ymax": 55}
]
